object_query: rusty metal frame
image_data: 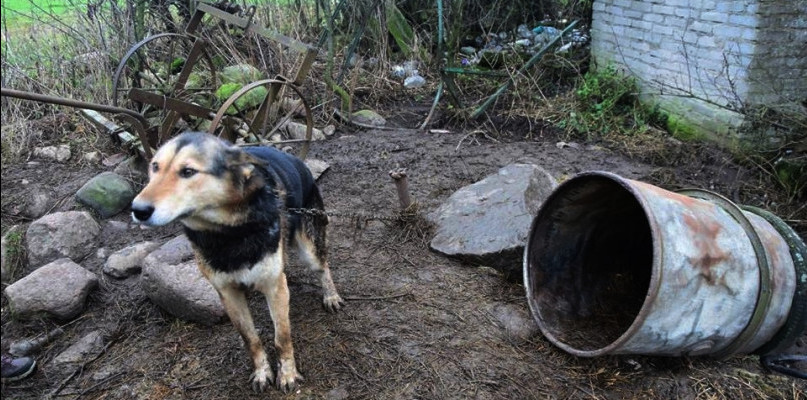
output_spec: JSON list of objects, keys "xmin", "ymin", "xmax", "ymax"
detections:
[
  {"xmin": 209, "ymin": 79, "xmax": 314, "ymax": 159},
  {"xmin": 1, "ymin": 88, "xmax": 155, "ymax": 158},
  {"xmin": 5, "ymin": 2, "xmax": 319, "ymax": 161},
  {"xmin": 111, "ymin": 1, "xmax": 318, "ymax": 155}
]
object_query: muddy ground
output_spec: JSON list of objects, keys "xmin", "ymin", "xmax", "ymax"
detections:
[{"xmin": 1, "ymin": 111, "xmax": 805, "ymax": 399}]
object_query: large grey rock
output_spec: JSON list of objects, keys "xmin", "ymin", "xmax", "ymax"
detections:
[
  {"xmin": 75, "ymin": 172, "xmax": 136, "ymax": 218},
  {"xmin": 26, "ymin": 211, "xmax": 100, "ymax": 268},
  {"xmin": 429, "ymin": 164, "xmax": 557, "ymax": 278},
  {"xmin": 51, "ymin": 330, "xmax": 105, "ymax": 369},
  {"xmin": 141, "ymin": 236, "xmax": 224, "ymax": 325},
  {"xmin": 104, "ymin": 241, "xmax": 159, "ymax": 279},
  {"xmin": 4, "ymin": 258, "xmax": 98, "ymax": 319}
]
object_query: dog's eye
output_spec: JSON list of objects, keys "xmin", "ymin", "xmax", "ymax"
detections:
[
  {"xmin": 179, "ymin": 167, "xmax": 198, "ymax": 178},
  {"xmin": 151, "ymin": 162, "xmax": 159, "ymax": 173}
]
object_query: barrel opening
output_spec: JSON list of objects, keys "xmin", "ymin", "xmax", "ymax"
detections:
[{"xmin": 526, "ymin": 176, "xmax": 654, "ymax": 352}]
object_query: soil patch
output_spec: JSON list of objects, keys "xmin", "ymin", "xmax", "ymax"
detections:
[{"xmin": 1, "ymin": 116, "xmax": 804, "ymax": 399}]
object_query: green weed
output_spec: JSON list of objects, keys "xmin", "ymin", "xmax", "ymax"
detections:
[
  {"xmin": 1, "ymin": 227, "xmax": 26, "ymax": 283},
  {"xmin": 561, "ymin": 65, "xmax": 667, "ymax": 138}
]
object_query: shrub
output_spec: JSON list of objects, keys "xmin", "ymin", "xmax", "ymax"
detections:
[{"xmin": 562, "ymin": 65, "xmax": 666, "ymax": 138}]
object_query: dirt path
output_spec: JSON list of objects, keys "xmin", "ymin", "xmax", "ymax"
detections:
[{"xmin": 1, "ymin": 126, "xmax": 803, "ymax": 399}]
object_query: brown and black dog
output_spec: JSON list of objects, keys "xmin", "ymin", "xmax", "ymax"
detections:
[{"xmin": 131, "ymin": 132, "xmax": 344, "ymax": 392}]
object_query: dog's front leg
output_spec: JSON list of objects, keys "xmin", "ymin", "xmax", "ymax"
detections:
[
  {"xmin": 216, "ymin": 284, "xmax": 274, "ymax": 392},
  {"xmin": 257, "ymin": 269, "xmax": 303, "ymax": 392}
]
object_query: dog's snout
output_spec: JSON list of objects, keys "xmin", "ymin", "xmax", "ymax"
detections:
[{"xmin": 131, "ymin": 203, "xmax": 155, "ymax": 222}]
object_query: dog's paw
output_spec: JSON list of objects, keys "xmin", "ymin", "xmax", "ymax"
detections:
[
  {"xmin": 323, "ymin": 293, "xmax": 345, "ymax": 312},
  {"xmin": 276, "ymin": 360, "xmax": 304, "ymax": 393},
  {"xmin": 249, "ymin": 366, "xmax": 273, "ymax": 393}
]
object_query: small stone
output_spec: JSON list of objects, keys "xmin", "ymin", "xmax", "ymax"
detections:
[
  {"xmin": 404, "ymin": 75, "xmax": 426, "ymax": 89},
  {"xmin": 106, "ymin": 221, "xmax": 130, "ymax": 231},
  {"xmin": 84, "ymin": 151, "xmax": 101, "ymax": 163},
  {"xmin": 460, "ymin": 46, "xmax": 477, "ymax": 55},
  {"xmin": 92, "ymin": 364, "xmax": 119, "ymax": 381},
  {"xmin": 347, "ymin": 53, "xmax": 360, "ymax": 67},
  {"xmin": 282, "ymin": 121, "xmax": 326, "ymax": 141},
  {"xmin": 33, "ymin": 145, "xmax": 71, "ymax": 162},
  {"xmin": 363, "ymin": 57, "xmax": 379, "ymax": 69},
  {"xmin": 21, "ymin": 187, "xmax": 54, "ymax": 219},
  {"xmin": 102, "ymin": 153, "xmax": 127, "ymax": 167},
  {"xmin": 51, "ymin": 330, "xmax": 105, "ymax": 368},
  {"xmin": 326, "ymin": 386, "xmax": 350, "ymax": 400},
  {"xmin": 555, "ymin": 141, "xmax": 581, "ymax": 149},
  {"xmin": 104, "ymin": 241, "xmax": 159, "ymax": 279},
  {"xmin": 487, "ymin": 303, "xmax": 538, "ymax": 341},
  {"xmin": 305, "ymin": 159, "xmax": 330, "ymax": 180},
  {"xmin": 352, "ymin": 109, "xmax": 386, "ymax": 127},
  {"xmin": 323, "ymin": 125, "xmax": 336, "ymax": 136},
  {"xmin": 96, "ymin": 247, "xmax": 109, "ymax": 260}
]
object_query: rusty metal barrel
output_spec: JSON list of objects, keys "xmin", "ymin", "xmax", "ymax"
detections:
[{"xmin": 524, "ymin": 171, "xmax": 806, "ymax": 358}]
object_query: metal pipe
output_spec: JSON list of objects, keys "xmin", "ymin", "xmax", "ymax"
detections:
[{"xmin": 1, "ymin": 87, "xmax": 149, "ymax": 129}]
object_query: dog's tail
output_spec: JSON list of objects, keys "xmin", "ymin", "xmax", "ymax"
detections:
[
  {"xmin": 301, "ymin": 185, "xmax": 328, "ymax": 262},
  {"xmin": 303, "ymin": 185, "xmax": 327, "ymax": 220}
]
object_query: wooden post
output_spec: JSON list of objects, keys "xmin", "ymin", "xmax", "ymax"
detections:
[{"xmin": 389, "ymin": 168, "xmax": 412, "ymax": 211}]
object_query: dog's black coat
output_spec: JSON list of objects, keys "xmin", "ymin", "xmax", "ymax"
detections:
[{"xmin": 184, "ymin": 146, "xmax": 321, "ymax": 273}]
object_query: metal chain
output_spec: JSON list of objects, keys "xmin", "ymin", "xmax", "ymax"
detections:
[
  {"xmin": 271, "ymin": 189, "xmax": 416, "ymax": 224},
  {"xmin": 285, "ymin": 207, "xmax": 415, "ymax": 223}
]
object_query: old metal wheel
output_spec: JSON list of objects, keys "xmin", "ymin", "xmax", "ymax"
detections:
[
  {"xmin": 112, "ymin": 33, "xmax": 218, "ymax": 146},
  {"xmin": 208, "ymin": 79, "xmax": 314, "ymax": 160}
]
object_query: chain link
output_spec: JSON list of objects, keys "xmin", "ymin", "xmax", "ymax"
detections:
[
  {"xmin": 285, "ymin": 207, "xmax": 416, "ymax": 223},
  {"xmin": 273, "ymin": 188, "xmax": 416, "ymax": 224}
]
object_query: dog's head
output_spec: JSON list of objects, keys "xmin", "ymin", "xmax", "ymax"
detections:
[{"xmin": 131, "ymin": 132, "xmax": 266, "ymax": 228}]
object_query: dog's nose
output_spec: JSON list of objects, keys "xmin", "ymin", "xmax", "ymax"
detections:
[{"xmin": 131, "ymin": 203, "xmax": 155, "ymax": 222}]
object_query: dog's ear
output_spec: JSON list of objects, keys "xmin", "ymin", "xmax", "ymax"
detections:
[{"xmin": 225, "ymin": 147, "xmax": 267, "ymax": 191}]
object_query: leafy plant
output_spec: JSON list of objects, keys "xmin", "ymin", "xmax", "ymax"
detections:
[{"xmin": 562, "ymin": 65, "xmax": 667, "ymax": 138}]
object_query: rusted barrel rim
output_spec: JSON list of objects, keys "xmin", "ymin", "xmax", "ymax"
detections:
[
  {"xmin": 523, "ymin": 171, "xmax": 665, "ymax": 357},
  {"xmin": 743, "ymin": 205, "xmax": 807, "ymax": 356},
  {"xmin": 677, "ymin": 189, "xmax": 772, "ymax": 359}
]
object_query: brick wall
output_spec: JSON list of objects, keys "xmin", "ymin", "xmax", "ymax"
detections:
[{"xmin": 591, "ymin": 0, "xmax": 807, "ymax": 142}]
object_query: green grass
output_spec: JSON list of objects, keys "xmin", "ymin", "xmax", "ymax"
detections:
[
  {"xmin": 1, "ymin": 0, "xmax": 84, "ymax": 33},
  {"xmin": 2, "ymin": 0, "xmax": 78, "ymax": 17}
]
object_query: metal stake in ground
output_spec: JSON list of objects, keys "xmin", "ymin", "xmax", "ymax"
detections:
[{"xmin": 389, "ymin": 168, "xmax": 412, "ymax": 211}]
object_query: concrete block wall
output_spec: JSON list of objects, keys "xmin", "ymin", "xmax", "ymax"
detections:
[{"xmin": 590, "ymin": 0, "xmax": 807, "ymax": 142}]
